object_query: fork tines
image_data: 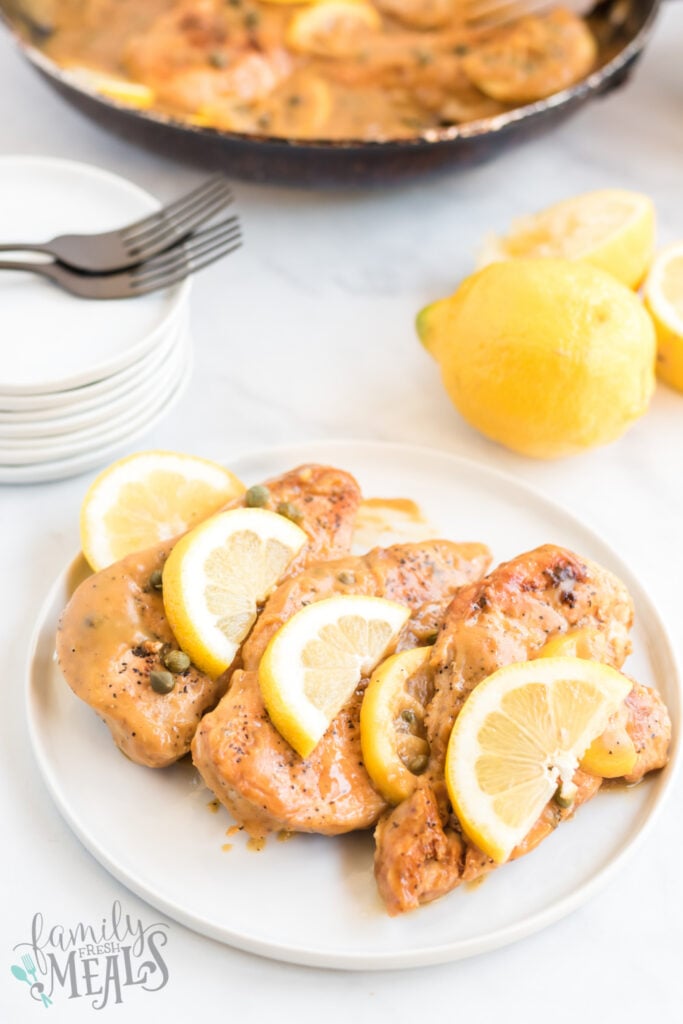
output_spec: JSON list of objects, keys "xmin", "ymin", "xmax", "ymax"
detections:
[
  {"xmin": 122, "ymin": 175, "xmax": 234, "ymax": 261},
  {"xmin": 129, "ymin": 216, "xmax": 242, "ymax": 294}
]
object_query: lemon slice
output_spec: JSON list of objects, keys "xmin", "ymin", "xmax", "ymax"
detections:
[
  {"xmin": 259, "ymin": 595, "xmax": 410, "ymax": 758},
  {"xmin": 287, "ymin": 1, "xmax": 381, "ymax": 58},
  {"xmin": 536, "ymin": 626, "xmax": 612, "ymax": 662},
  {"xmin": 162, "ymin": 508, "xmax": 307, "ymax": 678},
  {"xmin": 481, "ymin": 190, "xmax": 655, "ymax": 289},
  {"xmin": 445, "ymin": 657, "xmax": 633, "ymax": 864},
  {"xmin": 80, "ymin": 450, "xmax": 245, "ymax": 571},
  {"xmin": 644, "ymin": 242, "xmax": 683, "ymax": 392},
  {"xmin": 579, "ymin": 702, "xmax": 637, "ymax": 779},
  {"xmin": 67, "ymin": 68, "xmax": 155, "ymax": 109},
  {"xmin": 360, "ymin": 646, "xmax": 433, "ymax": 804},
  {"xmin": 537, "ymin": 629, "xmax": 637, "ymax": 778}
]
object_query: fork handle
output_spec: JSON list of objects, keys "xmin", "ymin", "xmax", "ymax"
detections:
[
  {"xmin": 0, "ymin": 242, "xmax": 51, "ymax": 256},
  {"xmin": 0, "ymin": 258, "xmax": 59, "ymax": 279}
]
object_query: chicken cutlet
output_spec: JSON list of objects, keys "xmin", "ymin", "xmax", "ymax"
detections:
[
  {"xmin": 375, "ymin": 544, "xmax": 671, "ymax": 914},
  {"xmin": 192, "ymin": 540, "xmax": 492, "ymax": 836},
  {"xmin": 56, "ymin": 465, "xmax": 361, "ymax": 768}
]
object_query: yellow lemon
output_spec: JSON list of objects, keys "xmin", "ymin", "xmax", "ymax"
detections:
[
  {"xmin": 80, "ymin": 450, "xmax": 245, "ymax": 571},
  {"xmin": 259, "ymin": 595, "xmax": 410, "ymax": 758},
  {"xmin": 418, "ymin": 259, "xmax": 656, "ymax": 458},
  {"xmin": 644, "ymin": 242, "xmax": 683, "ymax": 392},
  {"xmin": 536, "ymin": 629, "xmax": 637, "ymax": 778},
  {"xmin": 162, "ymin": 508, "xmax": 307, "ymax": 678},
  {"xmin": 445, "ymin": 657, "xmax": 633, "ymax": 864},
  {"xmin": 287, "ymin": 1, "xmax": 381, "ymax": 58},
  {"xmin": 481, "ymin": 189, "xmax": 655, "ymax": 289},
  {"xmin": 360, "ymin": 646, "xmax": 433, "ymax": 804}
]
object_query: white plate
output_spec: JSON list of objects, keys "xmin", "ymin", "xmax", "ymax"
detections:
[
  {"xmin": 0, "ymin": 320, "xmax": 182, "ymax": 415},
  {"xmin": 0, "ymin": 330, "xmax": 188, "ymax": 456},
  {"xmin": 0, "ymin": 156, "xmax": 189, "ymax": 395},
  {"xmin": 25, "ymin": 442, "xmax": 680, "ymax": 968},
  {"xmin": 0, "ymin": 345, "xmax": 192, "ymax": 484},
  {"xmin": 0, "ymin": 316, "xmax": 188, "ymax": 439}
]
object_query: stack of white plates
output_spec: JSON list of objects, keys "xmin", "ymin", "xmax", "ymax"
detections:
[{"xmin": 0, "ymin": 157, "xmax": 193, "ymax": 484}]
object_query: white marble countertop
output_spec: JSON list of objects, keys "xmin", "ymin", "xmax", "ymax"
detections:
[{"xmin": 1, "ymin": 7, "xmax": 682, "ymax": 1020}]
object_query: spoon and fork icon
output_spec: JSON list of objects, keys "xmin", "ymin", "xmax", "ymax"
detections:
[{"xmin": 10, "ymin": 954, "xmax": 52, "ymax": 1008}]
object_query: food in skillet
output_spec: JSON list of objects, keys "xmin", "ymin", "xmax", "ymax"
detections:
[
  {"xmin": 57, "ymin": 453, "xmax": 671, "ymax": 916},
  {"xmin": 30, "ymin": 0, "xmax": 598, "ymax": 140}
]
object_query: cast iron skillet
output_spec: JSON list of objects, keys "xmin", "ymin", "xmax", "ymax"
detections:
[{"xmin": 0, "ymin": 0, "xmax": 661, "ymax": 187}]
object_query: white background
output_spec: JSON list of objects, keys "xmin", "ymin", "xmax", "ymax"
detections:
[{"xmin": 1, "ymin": 6, "xmax": 682, "ymax": 1021}]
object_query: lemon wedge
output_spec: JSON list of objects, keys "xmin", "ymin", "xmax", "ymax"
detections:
[
  {"xmin": 445, "ymin": 657, "xmax": 633, "ymax": 864},
  {"xmin": 287, "ymin": 1, "xmax": 381, "ymax": 58},
  {"xmin": 259, "ymin": 595, "xmax": 410, "ymax": 758},
  {"xmin": 537, "ymin": 630, "xmax": 637, "ymax": 778},
  {"xmin": 644, "ymin": 242, "xmax": 683, "ymax": 392},
  {"xmin": 360, "ymin": 646, "xmax": 433, "ymax": 804},
  {"xmin": 80, "ymin": 450, "xmax": 245, "ymax": 572},
  {"xmin": 162, "ymin": 508, "xmax": 307, "ymax": 678},
  {"xmin": 481, "ymin": 190, "xmax": 655, "ymax": 289}
]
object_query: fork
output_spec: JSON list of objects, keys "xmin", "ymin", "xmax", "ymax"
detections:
[
  {"xmin": 19, "ymin": 954, "xmax": 52, "ymax": 1008},
  {"xmin": 21, "ymin": 954, "xmax": 38, "ymax": 984},
  {"xmin": 0, "ymin": 216, "xmax": 242, "ymax": 299},
  {"xmin": 461, "ymin": 0, "xmax": 595, "ymax": 29},
  {"xmin": 0, "ymin": 173, "xmax": 233, "ymax": 273}
]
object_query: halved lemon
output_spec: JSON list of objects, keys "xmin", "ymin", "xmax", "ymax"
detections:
[
  {"xmin": 80, "ymin": 450, "xmax": 245, "ymax": 571},
  {"xmin": 287, "ymin": 1, "xmax": 381, "ymax": 58},
  {"xmin": 480, "ymin": 190, "xmax": 655, "ymax": 289},
  {"xmin": 644, "ymin": 242, "xmax": 683, "ymax": 392},
  {"xmin": 445, "ymin": 657, "xmax": 633, "ymax": 864},
  {"xmin": 536, "ymin": 629, "xmax": 637, "ymax": 778},
  {"xmin": 360, "ymin": 646, "xmax": 433, "ymax": 804},
  {"xmin": 162, "ymin": 508, "xmax": 307, "ymax": 678},
  {"xmin": 259, "ymin": 595, "xmax": 410, "ymax": 758}
]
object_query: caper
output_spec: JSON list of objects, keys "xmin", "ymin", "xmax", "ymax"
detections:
[
  {"xmin": 149, "ymin": 569, "xmax": 163, "ymax": 590},
  {"xmin": 150, "ymin": 670, "xmax": 175, "ymax": 694},
  {"xmin": 276, "ymin": 501, "xmax": 303, "ymax": 524},
  {"xmin": 245, "ymin": 484, "xmax": 270, "ymax": 508},
  {"xmin": 337, "ymin": 570, "xmax": 355, "ymax": 585},
  {"xmin": 400, "ymin": 708, "xmax": 419, "ymax": 730},
  {"xmin": 208, "ymin": 50, "xmax": 229, "ymax": 69},
  {"xmin": 408, "ymin": 754, "xmax": 429, "ymax": 775},
  {"xmin": 163, "ymin": 649, "xmax": 191, "ymax": 674}
]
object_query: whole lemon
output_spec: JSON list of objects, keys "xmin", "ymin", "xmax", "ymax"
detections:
[{"xmin": 417, "ymin": 259, "xmax": 656, "ymax": 458}]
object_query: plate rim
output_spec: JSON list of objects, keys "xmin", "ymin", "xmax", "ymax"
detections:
[
  {"xmin": 24, "ymin": 439, "xmax": 682, "ymax": 969},
  {"xmin": 0, "ymin": 333, "xmax": 187, "ymax": 454},
  {"xmin": 0, "ymin": 345, "xmax": 192, "ymax": 484}
]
